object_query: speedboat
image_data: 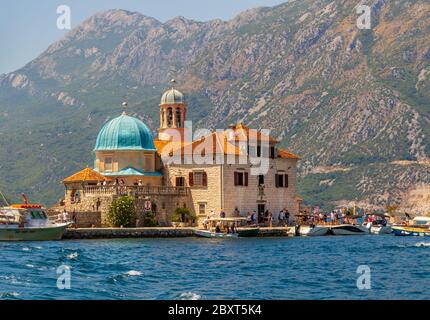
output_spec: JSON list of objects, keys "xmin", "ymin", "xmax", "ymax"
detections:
[
  {"xmin": 297, "ymin": 225, "xmax": 330, "ymax": 236},
  {"xmin": 194, "ymin": 229, "xmax": 239, "ymax": 238},
  {"xmin": 329, "ymin": 224, "xmax": 369, "ymax": 235},
  {"xmin": 0, "ymin": 204, "xmax": 70, "ymax": 241},
  {"xmin": 363, "ymin": 213, "xmax": 392, "ymax": 235},
  {"xmin": 369, "ymin": 224, "xmax": 392, "ymax": 235}
]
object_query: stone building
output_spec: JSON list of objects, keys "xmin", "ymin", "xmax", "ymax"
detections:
[{"xmin": 63, "ymin": 85, "xmax": 301, "ymax": 227}]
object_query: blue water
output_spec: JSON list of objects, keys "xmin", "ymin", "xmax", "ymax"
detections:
[{"xmin": 0, "ymin": 236, "xmax": 429, "ymax": 300}]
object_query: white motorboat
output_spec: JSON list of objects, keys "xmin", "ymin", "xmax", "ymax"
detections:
[
  {"xmin": 0, "ymin": 204, "xmax": 70, "ymax": 241},
  {"xmin": 330, "ymin": 224, "xmax": 369, "ymax": 235},
  {"xmin": 194, "ymin": 229, "xmax": 239, "ymax": 238},
  {"xmin": 369, "ymin": 224, "xmax": 392, "ymax": 235},
  {"xmin": 297, "ymin": 225, "xmax": 330, "ymax": 236},
  {"xmin": 363, "ymin": 213, "xmax": 392, "ymax": 235}
]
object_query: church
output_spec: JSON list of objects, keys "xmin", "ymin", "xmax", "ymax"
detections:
[{"xmin": 62, "ymin": 84, "xmax": 302, "ymax": 227}]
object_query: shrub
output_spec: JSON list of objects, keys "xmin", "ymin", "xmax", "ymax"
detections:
[
  {"xmin": 107, "ymin": 196, "xmax": 136, "ymax": 227},
  {"xmin": 172, "ymin": 207, "xmax": 195, "ymax": 223},
  {"xmin": 143, "ymin": 210, "xmax": 157, "ymax": 227}
]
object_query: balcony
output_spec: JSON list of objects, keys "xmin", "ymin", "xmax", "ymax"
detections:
[{"xmin": 83, "ymin": 185, "xmax": 189, "ymax": 197}]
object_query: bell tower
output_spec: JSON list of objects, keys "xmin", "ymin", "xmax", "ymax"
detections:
[{"xmin": 158, "ymin": 79, "xmax": 187, "ymax": 141}]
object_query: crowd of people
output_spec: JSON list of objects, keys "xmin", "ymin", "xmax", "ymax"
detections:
[{"xmin": 202, "ymin": 207, "xmax": 292, "ymax": 230}]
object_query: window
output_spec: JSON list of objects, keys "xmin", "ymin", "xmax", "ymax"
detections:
[
  {"xmin": 270, "ymin": 147, "xmax": 276, "ymax": 159},
  {"xmin": 256, "ymin": 145, "xmax": 261, "ymax": 157},
  {"xmin": 258, "ymin": 175, "xmax": 265, "ymax": 186},
  {"xmin": 234, "ymin": 171, "xmax": 249, "ymax": 186},
  {"xmin": 175, "ymin": 176, "xmax": 185, "ymax": 187},
  {"xmin": 167, "ymin": 107, "xmax": 173, "ymax": 127},
  {"xmin": 275, "ymin": 174, "xmax": 289, "ymax": 188},
  {"xmin": 104, "ymin": 157, "xmax": 113, "ymax": 172},
  {"xmin": 176, "ymin": 108, "xmax": 182, "ymax": 127},
  {"xmin": 198, "ymin": 203, "xmax": 206, "ymax": 215},
  {"xmin": 189, "ymin": 171, "xmax": 207, "ymax": 187}
]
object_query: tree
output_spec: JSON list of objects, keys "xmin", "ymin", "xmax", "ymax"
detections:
[
  {"xmin": 107, "ymin": 196, "xmax": 136, "ymax": 227},
  {"xmin": 172, "ymin": 207, "xmax": 195, "ymax": 223}
]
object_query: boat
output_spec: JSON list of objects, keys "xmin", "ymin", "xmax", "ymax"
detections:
[
  {"xmin": 0, "ymin": 204, "xmax": 70, "ymax": 241},
  {"xmin": 392, "ymin": 216, "xmax": 430, "ymax": 236},
  {"xmin": 392, "ymin": 226, "xmax": 430, "ymax": 237},
  {"xmin": 198, "ymin": 217, "xmax": 259, "ymax": 238},
  {"xmin": 369, "ymin": 224, "xmax": 392, "ymax": 235},
  {"xmin": 194, "ymin": 229, "xmax": 239, "ymax": 238},
  {"xmin": 363, "ymin": 213, "xmax": 393, "ymax": 235},
  {"xmin": 297, "ymin": 224, "xmax": 330, "ymax": 236},
  {"xmin": 236, "ymin": 227, "xmax": 260, "ymax": 237},
  {"xmin": 329, "ymin": 224, "xmax": 369, "ymax": 235}
]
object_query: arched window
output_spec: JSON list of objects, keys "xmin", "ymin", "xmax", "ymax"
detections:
[
  {"xmin": 167, "ymin": 107, "xmax": 173, "ymax": 127},
  {"xmin": 176, "ymin": 108, "xmax": 182, "ymax": 127}
]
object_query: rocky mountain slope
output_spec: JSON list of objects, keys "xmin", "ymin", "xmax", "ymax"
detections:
[{"xmin": 0, "ymin": 0, "xmax": 429, "ymax": 210}]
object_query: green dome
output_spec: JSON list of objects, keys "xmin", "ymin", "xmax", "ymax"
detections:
[{"xmin": 94, "ymin": 113, "xmax": 155, "ymax": 151}]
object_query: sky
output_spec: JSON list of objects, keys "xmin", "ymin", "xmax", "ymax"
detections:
[{"xmin": 0, "ymin": 0, "xmax": 286, "ymax": 74}]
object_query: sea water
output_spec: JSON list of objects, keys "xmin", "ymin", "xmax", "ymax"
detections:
[{"xmin": 0, "ymin": 236, "xmax": 429, "ymax": 300}]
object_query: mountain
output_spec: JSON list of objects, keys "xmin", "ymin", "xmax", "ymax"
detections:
[{"xmin": 0, "ymin": 0, "xmax": 429, "ymax": 210}]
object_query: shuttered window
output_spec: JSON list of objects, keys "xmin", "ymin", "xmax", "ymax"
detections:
[
  {"xmin": 189, "ymin": 171, "xmax": 207, "ymax": 187},
  {"xmin": 234, "ymin": 171, "xmax": 248, "ymax": 186},
  {"xmin": 175, "ymin": 177, "xmax": 185, "ymax": 187}
]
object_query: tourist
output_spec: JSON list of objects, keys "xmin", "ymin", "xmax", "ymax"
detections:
[
  {"xmin": 318, "ymin": 212, "xmax": 323, "ymax": 224},
  {"xmin": 72, "ymin": 211, "xmax": 77, "ymax": 228},
  {"xmin": 220, "ymin": 210, "xmax": 226, "ymax": 218},
  {"xmin": 264, "ymin": 210, "xmax": 269, "ymax": 226},
  {"xmin": 231, "ymin": 222, "xmax": 236, "ymax": 233},
  {"xmin": 215, "ymin": 225, "xmax": 221, "ymax": 233},
  {"xmin": 62, "ymin": 209, "xmax": 68, "ymax": 223},
  {"xmin": 233, "ymin": 207, "xmax": 240, "ymax": 217},
  {"xmin": 278, "ymin": 210, "xmax": 285, "ymax": 226},
  {"xmin": 285, "ymin": 209, "xmax": 290, "ymax": 226},
  {"xmin": 268, "ymin": 211, "xmax": 273, "ymax": 228},
  {"xmin": 246, "ymin": 211, "xmax": 252, "ymax": 225},
  {"xmin": 337, "ymin": 210, "xmax": 342, "ymax": 224},
  {"xmin": 330, "ymin": 211, "xmax": 336, "ymax": 225},
  {"xmin": 251, "ymin": 210, "xmax": 257, "ymax": 224}
]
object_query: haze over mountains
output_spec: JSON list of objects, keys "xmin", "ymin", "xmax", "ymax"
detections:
[{"xmin": 0, "ymin": 0, "xmax": 429, "ymax": 209}]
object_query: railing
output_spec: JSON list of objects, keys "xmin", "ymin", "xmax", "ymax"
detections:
[{"xmin": 83, "ymin": 186, "xmax": 189, "ymax": 197}]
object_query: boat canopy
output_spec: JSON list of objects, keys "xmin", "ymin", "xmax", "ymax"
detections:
[{"xmin": 207, "ymin": 217, "xmax": 248, "ymax": 222}]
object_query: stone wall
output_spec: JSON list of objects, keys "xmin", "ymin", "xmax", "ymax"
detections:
[
  {"xmin": 222, "ymin": 158, "xmax": 299, "ymax": 219},
  {"xmin": 165, "ymin": 164, "xmax": 222, "ymax": 222},
  {"xmin": 63, "ymin": 227, "xmax": 195, "ymax": 239}
]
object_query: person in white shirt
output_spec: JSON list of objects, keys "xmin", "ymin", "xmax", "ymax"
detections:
[
  {"xmin": 62, "ymin": 210, "xmax": 68, "ymax": 223},
  {"xmin": 278, "ymin": 210, "xmax": 285, "ymax": 226}
]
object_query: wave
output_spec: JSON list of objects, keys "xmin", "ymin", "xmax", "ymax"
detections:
[
  {"xmin": 66, "ymin": 252, "xmax": 79, "ymax": 260},
  {"xmin": 0, "ymin": 292, "xmax": 20, "ymax": 299},
  {"xmin": 415, "ymin": 242, "xmax": 430, "ymax": 247},
  {"xmin": 124, "ymin": 270, "xmax": 142, "ymax": 276},
  {"xmin": 177, "ymin": 292, "xmax": 202, "ymax": 300}
]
